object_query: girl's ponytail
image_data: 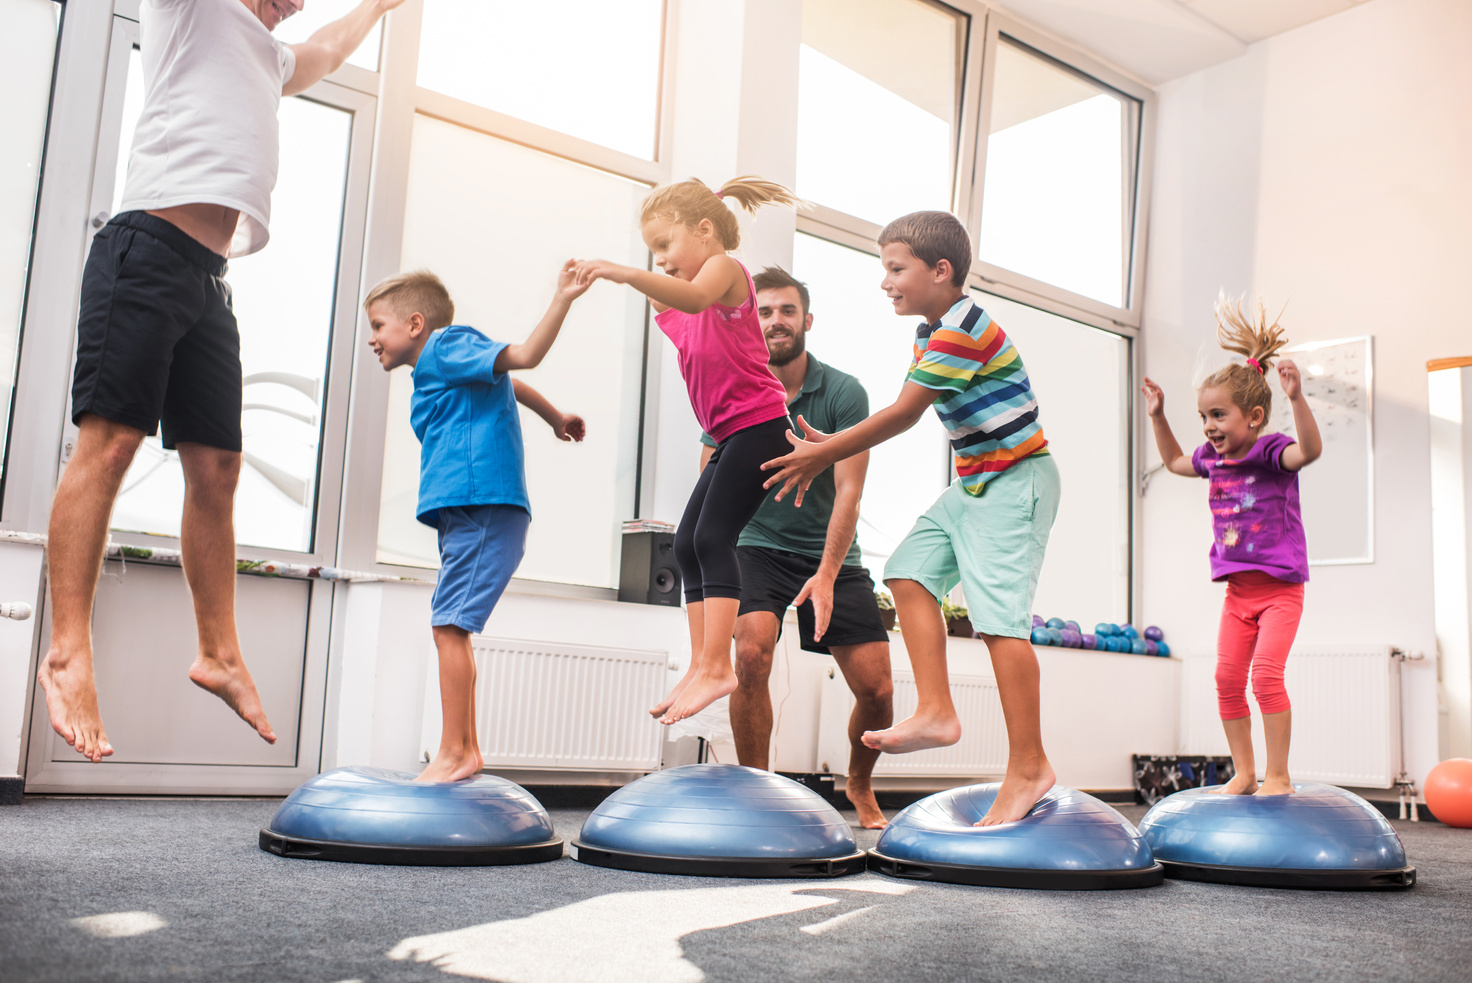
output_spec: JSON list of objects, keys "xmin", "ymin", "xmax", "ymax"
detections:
[
  {"xmin": 1199, "ymin": 293, "xmax": 1290, "ymax": 431},
  {"xmin": 641, "ymin": 176, "xmax": 804, "ymax": 250}
]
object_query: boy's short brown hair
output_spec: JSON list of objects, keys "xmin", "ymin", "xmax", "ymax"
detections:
[
  {"xmin": 363, "ymin": 269, "xmax": 455, "ymax": 331},
  {"xmin": 877, "ymin": 211, "xmax": 972, "ymax": 287},
  {"xmin": 753, "ymin": 265, "xmax": 810, "ymax": 319}
]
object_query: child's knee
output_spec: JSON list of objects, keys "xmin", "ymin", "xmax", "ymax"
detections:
[{"xmin": 1250, "ymin": 666, "xmax": 1290, "ymax": 714}]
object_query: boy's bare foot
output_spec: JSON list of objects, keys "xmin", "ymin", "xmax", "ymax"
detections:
[
  {"xmin": 37, "ymin": 647, "xmax": 113, "ymax": 762},
  {"xmin": 659, "ymin": 668, "xmax": 737, "ymax": 724},
  {"xmin": 650, "ymin": 665, "xmax": 698, "ymax": 718},
  {"xmin": 1255, "ymin": 778, "xmax": 1295, "ymax": 796},
  {"xmin": 844, "ymin": 778, "xmax": 887, "ymax": 829},
  {"xmin": 1212, "ymin": 773, "xmax": 1259, "ymax": 795},
  {"xmin": 976, "ymin": 763, "xmax": 1056, "ymax": 826},
  {"xmin": 416, "ymin": 748, "xmax": 483, "ymax": 783},
  {"xmin": 860, "ymin": 712, "xmax": 961, "ymax": 754},
  {"xmin": 188, "ymin": 654, "xmax": 277, "ymax": 744}
]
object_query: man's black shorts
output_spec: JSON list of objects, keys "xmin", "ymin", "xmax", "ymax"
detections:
[
  {"xmin": 736, "ymin": 545, "xmax": 889, "ymax": 654},
  {"xmin": 71, "ymin": 210, "xmax": 242, "ymax": 451}
]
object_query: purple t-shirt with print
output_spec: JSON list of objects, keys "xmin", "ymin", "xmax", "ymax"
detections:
[{"xmin": 1191, "ymin": 431, "xmax": 1309, "ymax": 583}]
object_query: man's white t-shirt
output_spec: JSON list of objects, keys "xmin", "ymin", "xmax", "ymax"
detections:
[{"xmin": 119, "ymin": 0, "xmax": 298, "ymax": 257}]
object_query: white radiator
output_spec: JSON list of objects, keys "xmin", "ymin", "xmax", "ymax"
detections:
[
  {"xmin": 421, "ymin": 637, "xmax": 669, "ymax": 772},
  {"xmin": 817, "ymin": 669, "xmax": 1008, "ymax": 778},
  {"xmin": 1181, "ymin": 645, "xmax": 1399, "ymax": 788}
]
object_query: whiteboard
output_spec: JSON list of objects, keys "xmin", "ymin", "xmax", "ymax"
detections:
[{"xmin": 1268, "ymin": 336, "xmax": 1373, "ymax": 564}]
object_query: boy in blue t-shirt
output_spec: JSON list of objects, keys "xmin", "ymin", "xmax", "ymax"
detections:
[{"xmin": 365, "ymin": 264, "xmax": 588, "ymax": 782}]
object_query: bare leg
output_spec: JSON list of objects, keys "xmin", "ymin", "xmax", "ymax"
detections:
[
  {"xmin": 418, "ymin": 625, "xmax": 484, "ymax": 782},
  {"xmin": 975, "ymin": 633, "xmax": 1056, "ymax": 825},
  {"xmin": 651, "ymin": 599, "xmax": 706, "ymax": 717},
  {"xmin": 861, "ymin": 580, "xmax": 960, "ymax": 753},
  {"xmin": 832, "ymin": 640, "xmax": 893, "ymax": 828},
  {"xmin": 175, "ymin": 443, "xmax": 275, "ymax": 744},
  {"xmin": 730, "ymin": 612, "xmax": 780, "ymax": 769},
  {"xmin": 662, "ymin": 596, "xmax": 740, "ymax": 723},
  {"xmin": 1215, "ymin": 714, "xmax": 1260, "ymax": 794},
  {"xmin": 1256, "ymin": 709, "xmax": 1293, "ymax": 795},
  {"xmin": 38, "ymin": 415, "xmax": 143, "ymax": 762}
]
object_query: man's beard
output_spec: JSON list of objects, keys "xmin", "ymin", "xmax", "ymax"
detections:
[{"xmin": 766, "ymin": 329, "xmax": 805, "ymax": 367}]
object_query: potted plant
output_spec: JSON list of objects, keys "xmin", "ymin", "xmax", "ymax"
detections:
[
  {"xmin": 874, "ymin": 590, "xmax": 896, "ymax": 631},
  {"xmin": 942, "ymin": 597, "xmax": 973, "ymax": 638}
]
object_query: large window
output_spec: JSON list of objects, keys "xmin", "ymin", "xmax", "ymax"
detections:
[
  {"xmin": 797, "ymin": 0, "xmax": 967, "ymax": 227},
  {"xmin": 375, "ymin": 117, "xmax": 650, "ymax": 588},
  {"xmin": 417, "ymin": 0, "xmax": 665, "ymax": 159},
  {"xmin": 108, "ymin": 47, "xmax": 354, "ymax": 553},
  {"xmin": 0, "ymin": 0, "xmax": 59, "ymax": 499},
  {"xmin": 972, "ymin": 292, "xmax": 1131, "ymax": 626},
  {"xmin": 792, "ymin": 233, "xmax": 950, "ymax": 571},
  {"xmin": 977, "ymin": 37, "xmax": 1141, "ymax": 309}
]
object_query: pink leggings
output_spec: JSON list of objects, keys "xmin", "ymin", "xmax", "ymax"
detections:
[{"xmin": 1216, "ymin": 570, "xmax": 1304, "ymax": 719}]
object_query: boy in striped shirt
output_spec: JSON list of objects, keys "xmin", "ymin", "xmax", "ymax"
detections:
[{"xmin": 762, "ymin": 211, "xmax": 1061, "ymax": 825}]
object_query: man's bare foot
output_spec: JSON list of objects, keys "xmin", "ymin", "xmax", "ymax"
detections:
[
  {"xmin": 416, "ymin": 748, "xmax": 483, "ymax": 783},
  {"xmin": 976, "ymin": 764, "xmax": 1056, "ymax": 826},
  {"xmin": 844, "ymin": 780, "xmax": 887, "ymax": 829},
  {"xmin": 659, "ymin": 668, "xmax": 737, "ymax": 724},
  {"xmin": 1212, "ymin": 773, "xmax": 1259, "ymax": 795},
  {"xmin": 1255, "ymin": 778, "xmax": 1295, "ymax": 796},
  {"xmin": 860, "ymin": 713, "xmax": 961, "ymax": 754},
  {"xmin": 37, "ymin": 648, "xmax": 113, "ymax": 762},
  {"xmin": 188, "ymin": 654, "xmax": 277, "ymax": 744}
]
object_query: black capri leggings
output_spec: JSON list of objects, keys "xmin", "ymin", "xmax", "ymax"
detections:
[{"xmin": 676, "ymin": 416, "xmax": 793, "ymax": 604}]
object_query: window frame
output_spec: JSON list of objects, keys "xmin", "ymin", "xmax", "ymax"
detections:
[
  {"xmin": 335, "ymin": 0, "xmax": 675, "ymax": 597},
  {"xmin": 794, "ymin": 2, "xmax": 1150, "ymax": 621}
]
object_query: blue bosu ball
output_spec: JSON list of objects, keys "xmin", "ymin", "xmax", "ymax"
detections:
[
  {"xmin": 1138, "ymin": 783, "xmax": 1416, "ymax": 889},
  {"xmin": 572, "ymin": 764, "xmax": 866, "ymax": 878},
  {"xmin": 259, "ymin": 766, "xmax": 562, "ymax": 866},
  {"xmin": 869, "ymin": 784, "xmax": 1163, "ymax": 890}
]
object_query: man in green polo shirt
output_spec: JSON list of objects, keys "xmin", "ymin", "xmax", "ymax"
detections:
[{"xmin": 699, "ymin": 267, "xmax": 894, "ymax": 828}]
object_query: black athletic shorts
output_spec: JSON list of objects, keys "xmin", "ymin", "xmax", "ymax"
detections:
[
  {"xmin": 70, "ymin": 210, "xmax": 242, "ymax": 452},
  {"xmin": 736, "ymin": 545, "xmax": 890, "ymax": 655}
]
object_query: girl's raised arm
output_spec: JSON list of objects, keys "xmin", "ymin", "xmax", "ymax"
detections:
[
  {"xmin": 1141, "ymin": 377, "xmax": 1199, "ymax": 477},
  {"xmin": 1275, "ymin": 359, "xmax": 1322, "ymax": 471},
  {"xmin": 574, "ymin": 254, "xmax": 744, "ymax": 314}
]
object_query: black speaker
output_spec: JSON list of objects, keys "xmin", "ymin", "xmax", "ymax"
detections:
[{"xmin": 618, "ymin": 531, "xmax": 682, "ymax": 606}]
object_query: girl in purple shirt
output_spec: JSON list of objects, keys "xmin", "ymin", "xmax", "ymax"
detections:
[
  {"xmin": 1141, "ymin": 296, "xmax": 1323, "ymax": 797},
  {"xmin": 573, "ymin": 177, "xmax": 799, "ymax": 726}
]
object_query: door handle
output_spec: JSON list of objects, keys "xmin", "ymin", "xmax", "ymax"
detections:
[{"xmin": 91, "ymin": 211, "xmax": 111, "ymax": 229}]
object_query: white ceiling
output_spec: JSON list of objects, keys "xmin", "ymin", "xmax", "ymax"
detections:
[{"xmin": 990, "ymin": 0, "xmax": 1373, "ymax": 86}]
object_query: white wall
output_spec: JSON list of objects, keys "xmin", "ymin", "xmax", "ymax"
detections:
[{"xmin": 1142, "ymin": 0, "xmax": 1472, "ymax": 789}]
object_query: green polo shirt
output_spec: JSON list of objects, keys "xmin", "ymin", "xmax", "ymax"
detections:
[{"xmin": 701, "ymin": 354, "xmax": 869, "ymax": 566}]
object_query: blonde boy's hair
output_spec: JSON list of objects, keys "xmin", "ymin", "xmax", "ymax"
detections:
[
  {"xmin": 877, "ymin": 211, "xmax": 972, "ymax": 287},
  {"xmin": 640, "ymin": 176, "xmax": 803, "ymax": 251},
  {"xmin": 1199, "ymin": 293, "xmax": 1290, "ymax": 433},
  {"xmin": 363, "ymin": 270, "xmax": 455, "ymax": 331}
]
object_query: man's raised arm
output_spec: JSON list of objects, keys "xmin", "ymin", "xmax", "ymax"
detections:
[{"xmin": 284, "ymin": 0, "xmax": 407, "ymax": 96}]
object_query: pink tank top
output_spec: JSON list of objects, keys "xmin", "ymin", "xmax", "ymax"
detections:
[{"xmin": 655, "ymin": 261, "xmax": 789, "ymax": 443}]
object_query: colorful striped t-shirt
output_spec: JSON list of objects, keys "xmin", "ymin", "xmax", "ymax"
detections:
[{"xmin": 907, "ymin": 295, "xmax": 1049, "ymax": 495}]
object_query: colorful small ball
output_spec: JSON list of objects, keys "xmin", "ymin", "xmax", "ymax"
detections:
[
  {"xmin": 1094, "ymin": 635, "xmax": 1110, "ymax": 651},
  {"xmin": 1121, "ymin": 625, "xmax": 1140, "ymax": 640},
  {"xmin": 1064, "ymin": 620, "xmax": 1081, "ymax": 633},
  {"xmin": 1156, "ymin": 642, "xmax": 1171, "ymax": 657},
  {"xmin": 1108, "ymin": 623, "xmax": 1120, "ymax": 636},
  {"xmin": 1144, "ymin": 625, "xmax": 1164, "ymax": 642},
  {"xmin": 1059, "ymin": 630, "xmax": 1081, "ymax": 648},
  {"xmin": 1081, "ymin": 633, "xmax": 1097, "ymax": 649},
  {"xmin": 1095, "ymin": 623, "xmax": 1114, "ymax": 637},
  {"xmin": 1144, "ymin": 640, "xmax": 1159, "ymax": 656},
  {"xmin": 1046, "ymin": 617, "xmax": 1065, "ymax": 630},
  {"xmin": 1425, "ymin": 758, "xmax": 1472, "ymax": 828},
  {"xmin": 1130, "ymin": 639, "xmax": 1147, "ymax": 655},
  {"xmin": 1030, "ymin": 627, "xmax": 1050, "ymax": 645},
  {"xmin": 1032, "ymin": 615, "xmax": 1045, "ymax": 628},
  {"xmin": 1046, "ymin": 628, "xmax": 1063, "ymax": 645}
]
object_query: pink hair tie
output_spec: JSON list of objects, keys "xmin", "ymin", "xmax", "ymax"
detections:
[
  {"xmin": 1247, "ymin": 358, "xmax": 1264, "ymax": 374},
  {"xmin": 714, "ymin": 190, "xmax": 725, "ymax": 199}
]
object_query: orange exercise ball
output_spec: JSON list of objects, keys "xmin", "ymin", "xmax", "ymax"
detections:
[{"xmin": 1425, "ymin": 758, "xmax": 1472, "ymax": 828}]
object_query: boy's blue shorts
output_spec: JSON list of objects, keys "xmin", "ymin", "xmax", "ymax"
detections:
[{"xmin": 431, "ymin": 504, "xmax": 530, "ymax": 633}]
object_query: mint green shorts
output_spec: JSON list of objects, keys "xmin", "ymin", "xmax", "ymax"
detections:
[{"xmin": 883, "ymin": 454, "xmax": 1061, "ymax": 639}]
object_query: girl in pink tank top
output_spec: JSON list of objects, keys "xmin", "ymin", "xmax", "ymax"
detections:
[{"xmin": 574, "ymin": 177, "xmax": 800, "ymax": 725}]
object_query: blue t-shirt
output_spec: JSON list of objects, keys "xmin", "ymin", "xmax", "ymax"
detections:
[{"xmin": 410, "ymin": 325, "xmax": 529, "ymax": 527}]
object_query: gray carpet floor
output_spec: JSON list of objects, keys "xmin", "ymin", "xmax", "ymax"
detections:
[{"xmin": 2, "ymin": 797, "xmax": 1470, "ymax": 983}]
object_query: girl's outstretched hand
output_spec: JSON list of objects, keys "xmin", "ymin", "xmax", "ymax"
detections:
[
  {"xmin": 1277, "ymin": 359, "xmax": 1302, "ymax": 401},
  {"xmin": 572, "ymin": 259, "xmax": 630, "ymax": 287},
  {"xmin": 762, "ymin": 416, "xmax": 832, "ymax": 507},
  {"xmin": 555, "ymin": 413, "xmax": 586, "ymax": 442},
  {"xmin": 557, "ymin": 259, "xmax": 593, "ymax": 302},
  {"xmin": 1140, "ymin": 377, "xmax": 1166, "ymax": 417}
]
